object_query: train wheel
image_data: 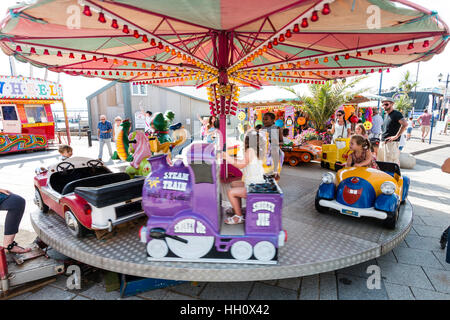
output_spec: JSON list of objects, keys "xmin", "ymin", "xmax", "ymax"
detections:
[
  {"xmin": 288, "ymin": 157, "xmax": 299, "ymax": 166},
  {"xmin": 253, "ymin": 241, "xmax": 276, "ymax": 262},
  {"xmin": 166, "ymin": 236, "xmax": 215, "ymax": 259},
  {"xmin": 300, "ymin": 153, "xmax": 312, "ymax": 163},
  {"xmin": 146, "ymin": 239, "xmax": 169, "ymax": 258},
  {"xmin": 230, "ymin": 241, "xmax": 253, "ymax": 261}
]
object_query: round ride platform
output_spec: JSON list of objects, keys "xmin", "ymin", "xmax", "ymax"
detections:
[{"xmin": 30, "ymin": 166, "xmax": 413, "ymax": 282}]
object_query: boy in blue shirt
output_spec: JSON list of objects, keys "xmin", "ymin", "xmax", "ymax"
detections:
[{"xmin": 97, "ymin": 114, "xmax": 113, "ymax": 161}]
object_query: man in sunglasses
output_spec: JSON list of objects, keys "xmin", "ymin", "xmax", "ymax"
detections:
[{"xmin": 377, "ymin": 98, "xmax": 407, "ymax": 165}]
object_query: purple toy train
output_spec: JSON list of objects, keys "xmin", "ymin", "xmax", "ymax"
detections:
[{"xmin": 139, "ymin": 143, "xmax": 287, "ymax": 264}]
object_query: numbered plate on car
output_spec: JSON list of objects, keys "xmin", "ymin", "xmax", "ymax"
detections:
[{"xmin": 341, "ymin": 209, "xmax": 359, "ymax": 217}]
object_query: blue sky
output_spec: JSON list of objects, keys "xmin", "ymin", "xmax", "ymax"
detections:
[{"xmin": 0, "ymin": 0, "xmax": 449, "ymax": 111}]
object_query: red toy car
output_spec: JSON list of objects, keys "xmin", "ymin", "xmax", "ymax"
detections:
[{"xmin": 34, "ymin": 156, "xmax": 145, "ymax": 237}]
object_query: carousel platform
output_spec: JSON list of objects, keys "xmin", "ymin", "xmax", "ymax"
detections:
[{"xmin": 30, "ymin": 166, "xmax": 413, "ymax": 282}]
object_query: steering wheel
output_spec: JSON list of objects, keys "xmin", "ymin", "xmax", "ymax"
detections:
[
  {"xmin": 87, "ymin": 159, "xmax": 103, "ymax": 173},
  {"xmin": 87, "ymin": 159, "xmax": 103, "ymax": 169},
  {"xmin": 56, "ymin": 162, "xmax": 75, "ymax": 175}
]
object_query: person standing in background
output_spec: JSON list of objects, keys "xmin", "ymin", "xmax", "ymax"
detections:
[
  {"xmin": 144, "ymin": 111, "xmax": 153, "ymax": 136},
  {"xmin": 97, "ymin": 114, "xmax": 113, "ymax": 161},
  {"xmin": 377, "ymin": 98, "xmax": 407, "ymax": 165},
  {"xmin": 417, "ymin": 109, "xmax": 432, "ymax": 142},
  {"xmin": 112, "ymin": 116, "xmax": 122, "ymax": 143},
  {"xmin": 370, "ymin": 107, "xmax": 383, "ymax": 140},
  {"xmin": 406, "ymin": 116, "xmax": 414, "ymax": 141}
]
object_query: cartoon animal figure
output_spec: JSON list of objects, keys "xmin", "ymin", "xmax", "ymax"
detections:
[
  {"xmin": 112, "ymin": 119, "xmax": 133, "ymax": 161},
  {"xmin": 151, "ymin": 110, "xmax": 175, "ymax": 144},
  {"xmin": 126, "ymin": 131, "xmax": 152, "ymax": 178},
  {"xmin": 169, "ymin": 122, "xmax": 189, "ymax": 156}
]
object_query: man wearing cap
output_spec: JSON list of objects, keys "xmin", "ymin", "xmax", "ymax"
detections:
[{"xmin": 377, "ymin": 98, "xmax": 407, "ymax": 165}]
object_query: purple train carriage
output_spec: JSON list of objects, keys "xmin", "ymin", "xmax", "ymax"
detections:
[{"xmin": 139, "ymin": 143, "xmax": 287, "ymax": 264}]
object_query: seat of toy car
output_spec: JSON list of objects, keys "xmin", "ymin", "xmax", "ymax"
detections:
[
  {"xmin": 376, "ymin": 161, "xmax": 401, "ymax": 178},
  {"xmin": 49, "ymin": 166, "xmax": 111, "ymax": 194},
  {"xmin": 61, "ymin": 172, "xmax": 130, "ymax": 195}
]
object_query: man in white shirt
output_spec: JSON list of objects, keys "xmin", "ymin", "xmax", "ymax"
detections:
[{"xmin": 370, "ymin": 107, "xmax": 383, "ymax": 139}]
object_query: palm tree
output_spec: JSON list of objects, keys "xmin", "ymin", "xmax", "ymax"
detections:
[
  {"xmin": 395, "ymin": 71, "xmax": 419, "ymax": 116},
  {"xmin": 284, "ymin": 77, "xmax": 368, "ymax": 132}
]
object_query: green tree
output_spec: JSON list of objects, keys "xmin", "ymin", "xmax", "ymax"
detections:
[
  {"xmin": 284, "ymin": 77, "xmax": 368, "ymax": 132},
  {"xmin": 395, "ymin": 71, "xmax": 419, "ymax": 116}
]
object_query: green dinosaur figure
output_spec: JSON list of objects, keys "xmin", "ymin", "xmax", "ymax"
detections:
[
  {"xmin": 111, "ymin": 119, "xmax": 133, "ymax": 161},
  {"xmin": 151, "ymin": 110, "xmax": 175, "ymax": 144}
]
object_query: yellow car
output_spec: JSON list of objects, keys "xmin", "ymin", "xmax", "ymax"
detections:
[{"xmin": 320, "ymin": 138, "xmax": 352, "ymax": 171}]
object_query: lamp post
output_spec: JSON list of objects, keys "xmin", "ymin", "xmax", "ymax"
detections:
[{"xmin": 438, "ymin": 73, "xmax": 449, "ymax": 133}]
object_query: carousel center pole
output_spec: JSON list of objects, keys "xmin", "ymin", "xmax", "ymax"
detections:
[{"xmin": 217, "ymin": 31, "xmax": 230, "ymax": 150}]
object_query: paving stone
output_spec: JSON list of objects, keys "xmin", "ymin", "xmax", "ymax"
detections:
[
  {"xmin": 72, "ymin": 295, "xmax": 91, "ymax": 300},
  {"xmin": 9, "ymin": 292, "xmax": 33, "ymax": 300},
  {"xmin": 136, "ymin": 288, "xmax": 170, "ymax": 300},
  {"xmin": 199, "ymin": 282, "xmax": 254, "ymax": 300},
  {"xmin": 422, "ymin": 267, "xmax": 450, "ymax": 294},
  {"xmin": 276, "ymin": 277, "xmax": 301, "ymax": 291},
  {"xmin": 432, "ymin": 250, "xmax": 450, "ymax": 271},
  {"xmin": 319, "ymin": 273, "xmax": 337, "ymax": 300},
  {"xmin": 393, "ymin": 246, "xmax": 444, "ymax": 269},
  {"xmin": 336, "ymin": 259, "xmax": 378, "ymax": 279},
  {"xmin": 299, "ymin": 275, "xmax": 319, "ymax": 300},
  {"xmin": 413, "ymin": 225, "xmax": 446, "ymax": 238},
  {"xmin": 377, "ymin": 260, "xmax": 433, "ymax": 290},
  {"xmin": 170, "ymin": 282, "xmax": 207, "ymax": 297},
  {"xmin": 25, "ymin": 285, "xmax": 77, "ymax": 300},
  {"xmin": 164, "ymin": 291, "xmax": 198, "ymax": 300},
  {"xmin": 412, "ymin": 215, "xmax": 426, "ymax": 226},
  {"xmin": 80, "ymin": 283, "xmax": 121, "ymax": 300},
  {"xmin": 410, "ymin": 287, "xmax": 450, "ymax": 300},
  {"xmin": 404, "ymin": 234, "xmax": 441, "ymax": 251},
  {"xmin": 420, "ymin": 215, "xmax": 450, "ymax": 228},
  {"xmin": 384, "ymin": 282, "xmax": 415, "ymax": 300},
  {"xmin": 337, "ymin": 274, "xmax": 388, "ymax": 300},
  {"xmin": 119, "ymin": 295, "xmax": 146, "ymax": 300},
  {"xmin": 248, "ymin": 282, "xmax": 297, "ymax": 300},
  {"xmin": 377, "ymin": 251, "xmax": 397, "ymax": 263}
]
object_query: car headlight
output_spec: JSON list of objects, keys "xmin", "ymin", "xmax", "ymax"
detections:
[
  {"xmin": 321, "ymin": 172, "xmax": 335, "ymax": 184},
  {"xmin": 381, "ymin": 181, "xmax": 396, "ymax": 195}
]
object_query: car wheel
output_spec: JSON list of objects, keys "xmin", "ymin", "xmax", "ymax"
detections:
[
  {"xmin": 300, "ymin": 152, "xmax": 312, "ymax": 163},
  {"xmin": 383, "ymin": 206, "xmax": 399, "ymax": 229},
  {"xmin": 320, "ymin": 161, "xmax": 325, "ymax": 168},
  {"xmin": 35, "ymin": 188, "xmax": 49, "ymax": 213},
  {"xmin": 315, "ymin": 195, "xmax": 328, "ymax": 214},
  {"xmin": 64, "ymin": 210, "xmax": 88, "ymax": 238},
  {"xmin": 289, "ymin": 157, "xmax": 299, "ymax": 166}
]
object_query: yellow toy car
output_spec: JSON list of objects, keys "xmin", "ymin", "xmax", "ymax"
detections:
[{"xmin": 320, "ymin": 138, "xmax": 352, "ymax": 171}]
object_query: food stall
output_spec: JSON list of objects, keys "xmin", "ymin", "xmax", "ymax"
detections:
[{"xmin": 0, "ymin": 76, "xmax": 70, "ymax": 154}]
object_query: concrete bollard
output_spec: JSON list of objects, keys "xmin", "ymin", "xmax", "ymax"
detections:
[{"xmin": 399, "ymin": 152, "xmax": 416, "ymax": 169}]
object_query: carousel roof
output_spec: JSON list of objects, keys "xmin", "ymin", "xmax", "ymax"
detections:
[{"xmin": 0, "ymin": 0, "xmax": 448, "ymax": 89}]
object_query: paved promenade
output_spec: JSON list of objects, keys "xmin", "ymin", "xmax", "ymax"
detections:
[{"xmin": 1, "ymin": 128, "xmax": 449, "ymax": 300}]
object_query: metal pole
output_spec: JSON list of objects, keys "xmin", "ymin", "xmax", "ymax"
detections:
[
  {"xmin": 377, "ymin": 71, "xmax": 383, "ymax": 109},
  {"xmin": 444, "ymin": 74, "xmax": 449, "ymax": 134},
  {"xmin": 61, "ymin": 100, "xmax": 71, "ymax": 145},
  {"xmin": 412, "ymin": 62, "xmax": 420, "ymax": 116}
]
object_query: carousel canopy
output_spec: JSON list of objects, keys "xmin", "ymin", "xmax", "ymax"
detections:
[{"xmin": 0, "ymin": 0, "xmax": 448, "ymax": 91}]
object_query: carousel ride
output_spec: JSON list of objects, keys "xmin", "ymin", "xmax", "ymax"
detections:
[{"xmin": 0, "ymin": 0, "xmax": 447, "ymax": 281}]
